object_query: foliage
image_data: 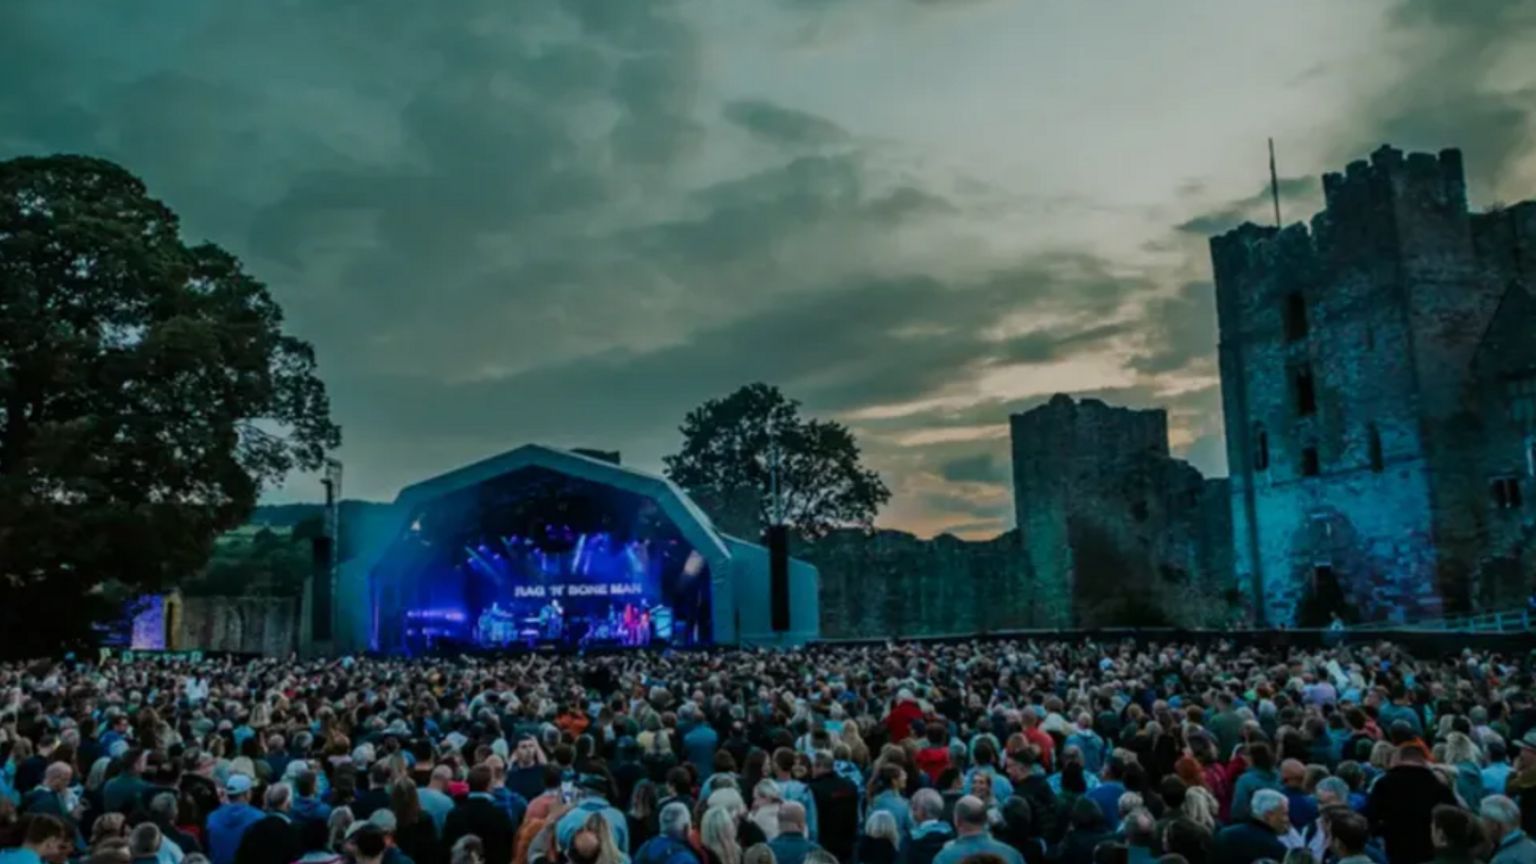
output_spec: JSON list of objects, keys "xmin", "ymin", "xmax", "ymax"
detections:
[
  {"xmin": 662, "ymin": 383, "xmax": 890, "ymax": 539},
  {"xmin": 0, "ymin": 155, "xmax": 339, "ymax": 656},
  {"xmin": 181, "ymin": 518, "xmax": 321, "ymax": 599}
]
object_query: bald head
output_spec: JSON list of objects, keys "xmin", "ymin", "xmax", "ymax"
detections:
[
  {"xmin": 430, "ymin": 765, "xmax": 452, "ymax": 789},
  {"xmin": 570, "ymin": 830, "xmax": 601, "ymax": 862},
  {"xmin": 780, "ymin": 802, "xmax": 807, "ymax": 834},
  {"xmin": 954, "ymin": 795, "xmax": 988, "ymax": 835},
  {"xmin": 1280, "ymin": 759, "xmax": 1306, "ymax": 786}
]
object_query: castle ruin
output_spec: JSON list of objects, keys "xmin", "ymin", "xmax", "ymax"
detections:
[
  {"xmin": 1010, "ymin": 395, "xmax": 1235, "ymax": 628},
  {"xmin": 1212, "ymin": 145, "xmax": 1536, "ymax": 625}
]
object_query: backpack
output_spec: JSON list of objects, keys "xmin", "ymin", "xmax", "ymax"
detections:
[
  {"xmin": 636, "ymin": 836, "xmax": 697, "ymax": 864},
  {"xmin": 516, "ymin": 802, "xmax": 568, "ymax": 864}
]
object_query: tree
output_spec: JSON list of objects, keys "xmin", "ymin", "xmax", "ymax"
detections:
[
  {"xmin": 0, "ymin": 155, "xmax": 340, "ymax": 656},
  {"xmin": 185, "ymin": 520, "xmax": 318, "ymax": 599},
  {"xmin": 662, "ymin": 383, "xmax": 890, "ymax": 539}
]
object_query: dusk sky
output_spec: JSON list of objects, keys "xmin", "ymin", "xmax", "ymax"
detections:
[{"xmin": 5, "ymin": 0, "xmax": 1534, "ymax": 538}]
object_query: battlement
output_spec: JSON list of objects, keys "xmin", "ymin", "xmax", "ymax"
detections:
[
  {"xmin": 1010, "ymin": 394, "xmax": 1170, "ymax": 459},
  {"xmin": 1210, "ymin": 145, "xmax": 1473, "ymax": 294},
  {"xmin": 1320, "ymin": 145, "xmax": 1465, "ymax": 215}
]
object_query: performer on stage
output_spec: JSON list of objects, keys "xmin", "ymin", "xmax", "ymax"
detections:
[
  {"xmin": 539, "ymin": 599, "xmax": 564, "ymax": 640},
  {"xmin": 478, "ymin": 602, "xmax": 515, "ymax": 647}
]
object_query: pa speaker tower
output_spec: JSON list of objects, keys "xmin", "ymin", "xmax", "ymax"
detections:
[
  {"xmin": 767, "ymin": 524, "xmax": 790, "ymax": 632},
  {"xmin": 311, "ymin": 535, "xmax": 334, "ymax": 641}
]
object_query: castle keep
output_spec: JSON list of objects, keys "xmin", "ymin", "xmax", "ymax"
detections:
[{"xmin": 1212, "ymin": 146, "xmax": 1536, "ymax": 625}]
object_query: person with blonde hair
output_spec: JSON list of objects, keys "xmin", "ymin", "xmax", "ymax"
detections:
[
  {"xmin": 741, "ymin": 845, "xmax": 775, "ymax": 864},
  {"xmin": 701, "ymin": 806, "xmax": 743, "ymax": 864},
  {"xmin": 325, "ymin": 807, "xmax": 355, "ymax": 854},
  {"xmin": 1181, "ymin": 785, "xmax": 1220, "ymax": 832},
  {"xmin": 1443, "ymin": 732, "xmax": 1486, "ymax": 807},
  {"xmin": 566, "ymin": 812, "xmax": 625, "ymax": 864}
]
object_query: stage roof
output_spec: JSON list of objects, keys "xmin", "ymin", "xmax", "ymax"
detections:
[{"xmin": 394, "ymin": 443, "xmax": 731, "ymax": 561}]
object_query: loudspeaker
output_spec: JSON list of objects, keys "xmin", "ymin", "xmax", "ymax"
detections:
[
  {"xmin": 767, "ymin": 524, "xmax": 790, "ymax": 632},
  {"xmin": 311, "ymin": 535, "xmax": 334, "ymax": 641}
]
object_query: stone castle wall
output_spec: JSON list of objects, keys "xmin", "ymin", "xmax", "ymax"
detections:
[
  {"xmin": 178, "ymin": 595, "xmax": 298, "ymax": 655},
  {"xmin": 806, "ymin": 529, "xmax": 1032, "ymax": 638},
  {"xmin": 1009, "ymin": 395, "xmax": 1236, "ymax": 628},
  {"xmin": 1212, "ymin": 147, "xmax": 1536, "ymax": 624}
]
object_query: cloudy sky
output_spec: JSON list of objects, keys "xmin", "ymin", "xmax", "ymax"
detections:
[{"xmin": 4, "ymin": 0, "xmax": 1535, "ymax": 538}]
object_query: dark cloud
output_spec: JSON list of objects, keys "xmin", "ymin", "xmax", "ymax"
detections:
[
  {"xmin": 723, "ymin": 99, "xmax": 849, "ymax": 148},
  {"xmin": 1341, "ymin": 0, "xmax": 1536, "ymax": 201},
  {"xmin": 1128, "ymin": 282, "xmax": 1218, "ymax": 377},
  {"xmin": 331, "ymin": 248, "xmax": 1148, "ymax": 447},
  {"xmin": 1174, "ymin": 176, "xmax": 1317, "ymax": 236},
  {"xmin": 13, "ymin": 0, "xmax": 1450, "ymax": 532},
  {"xmin": 937, "ymin": 453, "xmax": 1008, "ymax": 484},
  {"xmin": 992, "ymin": 322, "xmax": 1131, "ymax": 367}
]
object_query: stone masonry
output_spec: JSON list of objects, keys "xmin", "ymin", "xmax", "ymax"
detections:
[
  {"xmin": 1212, "ymin": 145, "xmax": 1536, "ymax": 626},
  {"xmin": 807, "ymin": 529, "xmax": 1031, "ymax": 638},
  {"xmin": 1009, "ymin": 395, "xmax": 1235, "ymax": 628}
]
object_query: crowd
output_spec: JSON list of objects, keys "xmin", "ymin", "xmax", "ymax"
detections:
[{"xmin": 0, "ymin": 638, "xmax": 1532, "ymax": 864}]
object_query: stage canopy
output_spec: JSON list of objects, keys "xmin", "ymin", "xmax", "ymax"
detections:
[{"xmin": 316, "ymin": 445, "xmax": 819, "ymax": 655}]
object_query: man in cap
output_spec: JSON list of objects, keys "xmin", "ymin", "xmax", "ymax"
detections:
[
  {"xmin": 207, "ymin": 775, "xmax": 265, "ymax": 864},
  {"xmin": 556, "ymin": 774, "xmax": 629, "ymax": 854},
  {"xmin": 1506, "ymin": 730, "xmax": 1536, "ymax": 835}
]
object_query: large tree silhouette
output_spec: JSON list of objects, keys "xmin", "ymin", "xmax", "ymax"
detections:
[
  {"xmin": 0, "ymin": 155, "xmax": 340, "ymax": 655},
  {"xmin": 663, "ymin": 383, "xmax": 889, "ymax": 539}
]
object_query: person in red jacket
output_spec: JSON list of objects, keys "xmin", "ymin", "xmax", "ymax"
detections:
[
  {"xmin": 1020, "ymin": 709, "xmax": 1055, "ymax": 774},
  {"xmin": 885, "ymin": 689, "xmax": 925, "ymax": 745},
  {"xmin": 914, "ymin": 722, "xmax": 952, "ymax": 785}
]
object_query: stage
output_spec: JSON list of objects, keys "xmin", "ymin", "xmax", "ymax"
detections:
[{"xmin": 320, "ymin": 445, "xmax": 820, "ymax": 656}]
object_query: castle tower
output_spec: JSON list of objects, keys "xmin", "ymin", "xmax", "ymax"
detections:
[{"xmin": 1211, "ymin": 146, "xmax": 1520, "ymax": 625}]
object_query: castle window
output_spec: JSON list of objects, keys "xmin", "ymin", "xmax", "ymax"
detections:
[
  {"xmin": 1284, "ymin": 292, "xmax": 1309, "ymax": 342},
  {"xmin": 1368, "ymin": 424, "xmax": 1384, "ymax": 473},
  {"xmin": 1490, "ymin": 476, "xmax": 1524, "ymax": 510},
  {"xmin": 1294, "ymin": 365, "xmax": 1317, "ymax": 417},
  {"xmin": 1301, "ymin": 445, "xmax": 1321, "ymax": 477},
  {"xmin": 1510, "ymin": 375, "xmax": 1536, "ymax": 429},
  {"xmin": 1253, "ymin": 426, "xmax": 1270, "ymax": 471}
]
